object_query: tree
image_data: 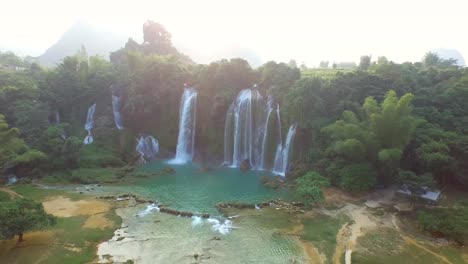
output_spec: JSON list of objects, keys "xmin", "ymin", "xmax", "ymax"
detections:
[
  {"xmin": 423, "ymin": 52, "xmax": 441, "ymax": 68},
  {"xmin": 339, "ymin": 163, "xmax": 376, "ymax": 191},
  {"xmin": 296, "ymin": 171, "xmax": 330, "ymax": 206},
  {"xmin": 377, "ymin": 56, "xmax": 389, "ymax": 65},
  {"xmin": 142, "ymin": 21, "xmax": 175, "ymax": 55},
  {"xmin": 319, "ymin": 61, "xmax": 329, "ymax": 69},
  {"xmin": 322, "ymin": 90, "xmax": 417, "ymax": 186},
  {"xmin": 0, "ymin": 114, "xmax": 47, "ymax": 176},
  {"xmin": 359, "ymin": 55, "xmax": 371, "ymax": 70},
  {"xmin": 0, "ymin": 198, "xmax": 56, "ymax": 243}
]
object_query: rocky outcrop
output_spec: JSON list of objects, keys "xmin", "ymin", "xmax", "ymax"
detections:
[
  {"xmin": 239, "ymin": 159, "xmax": 251, "ymax": 171},
  {"xmin": 217, "ymin": 199, "xmax": 304, "ymax": 211},
  {"xmin": 261, "ymin": 176, "xmax": 286, "ymax": 189}
]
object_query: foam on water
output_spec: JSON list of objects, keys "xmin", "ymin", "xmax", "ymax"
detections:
[
  {"xmin": 191, "ymin": 215, "xmax": 203, "ymax": 227},
  {"xmin": 137, "ymin": 203, "xmax": 160, "ymax": 217},
  {"xmin": 207, "ymin": 218, "xmax": 234, "ymax": 235}
]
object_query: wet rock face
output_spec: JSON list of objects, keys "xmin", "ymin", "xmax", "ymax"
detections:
[{"xmin": 240, "ymin": 159, "xmax": 251, "ymax": 171}]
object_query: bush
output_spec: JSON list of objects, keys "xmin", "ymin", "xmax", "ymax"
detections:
[
  {"xmin": 79, "ymin": 144, "xmax": 124, "ymax": 168},
  {"xmin": 418, "ymin": 207, "xmax": 468, "ymax": 244},
  {"xmin": 338, "ymin": 163, "xmax": 376, "ymax": 192},
  {"xmin": 296, "ymin": 171, "xmax": 330, "ymax": 206}
]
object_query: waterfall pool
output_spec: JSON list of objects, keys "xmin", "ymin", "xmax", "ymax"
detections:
[
  {"xmin": 105, "ymin": 160, "xmax": 294, "ymax": 215},
  {"xmin": 96, "ymin": 161, "xmax": 306, "ymax": 263}
]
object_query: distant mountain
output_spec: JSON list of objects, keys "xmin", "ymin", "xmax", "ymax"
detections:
[
  {"xmin": 431, "ymin": 48, "xmax": 465, "ymax": 67},
  {"xmin": 38, "ymin": 21, "xmax": 128, "ymax": 67}
]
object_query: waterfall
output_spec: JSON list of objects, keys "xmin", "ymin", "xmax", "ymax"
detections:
[
  {"xmin": 54, "ymin": 111, "xmax": 67, "ymax": 139},
  {"xmin": 83, "ymin": 103, "xmax": 96, "ymax": 145},
  {"xmin": 223, "ymin": 103, "xmax": 235, "ymax": 166},
  {"xmin": 112, "ymin": 94, "xmax": 124, "ymax": 130},
  {"xmin": 170, "ymin": 88, "xmax": 198, "ymax": 164},
  {"xmin": 223, "ymin": 88, "xmax": 263, "ymax": 168},
  {"xmin": 259, "ymin": 96, "xmax": 275, "ymax": 170},
  {"xmin": 136, "ymin": 135, "xmax": 159, "ymax": 163},
  {"xmin": 55, "ymin": 111, "xmax": 60, "ymax": 124},
  {"xmin": 223, "ymin": 88, "xmax": 295, "ymax": 173},
  {"xmin": 272, "ymin": 124, "xmax": 297, "ymax": 176}
]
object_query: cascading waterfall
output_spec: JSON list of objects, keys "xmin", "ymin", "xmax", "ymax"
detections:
[
  {"xmin": 136, "ymin": 135, "xmax": 159, "ymax": 163},
  {"xmin": 83, "ymin": 103, "xmax": 96, "ymax": 145},
  {"xmin": 53, "ymin": 111, "xmax": 67, "ymax": 139},
  {"xmin": 259, "ymin": 96, "xmax": 281, "ymax": 170},
  {"xmin": 170, "ymin": 88, "xmax": 198, "ymax": 164},
  {"xmin": 223, "ymin": 103, "xmax": 235, "ymax": 166},
  {"xmin": 112, "ymin": 94, "xmax": 124, "ymax": 130},
  {"xmin": 55, "ymin": 111, "xmax": 60, "ymax": 124},
  {"xmin": 223, "ymin": 89, "xmax": 263, "ymax": 168},
  {"xmin": 272, "ymin": 124, "xmax": 297, "ymax": 176}
]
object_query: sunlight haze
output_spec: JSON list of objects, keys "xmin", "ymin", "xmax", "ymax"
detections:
[{"xmin": 1, "ymin": 0, "xmax": 467, "ymax": 66}]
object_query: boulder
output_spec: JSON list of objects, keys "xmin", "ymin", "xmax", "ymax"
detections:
[{"xmin": 240, "ymin": 159, "xmax": 251, "ymax": 171}]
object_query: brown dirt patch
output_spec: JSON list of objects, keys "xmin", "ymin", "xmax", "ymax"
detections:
[
  {"xmin": 43, "ymin": 196, "xmax": 110, "ymax": 217},
  {"xmin": 0, "ymin": 231, "xmax": 55, "ymax": 264},
  {"xmin": 43, "ymin": 196, "xmax": 114, "ymax": 229},
  {"xmin": 324, "ymin": 187, "xmax": 364, "ymax": 206},
  {"xmin": 303, "ymin": 240, "xmax": 324, "ymax": 264},
  {"xmin": 83, "ymin": 214, "xmax": 114, "ymax": 229}
]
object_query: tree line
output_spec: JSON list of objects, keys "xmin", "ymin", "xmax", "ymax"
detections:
[{"xmin": 0, "ymin": 21, "xmax": 466, "ymax": 195}]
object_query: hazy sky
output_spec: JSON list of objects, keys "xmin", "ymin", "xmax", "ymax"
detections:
[{"xmin": 1, "ymin": 0, "xmax": 467, "ymax": 66}]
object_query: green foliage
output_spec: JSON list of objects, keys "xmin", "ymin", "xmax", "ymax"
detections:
[
  {"xmin": 79, "ymin": 144, "xmax": 124, "ymax": 168},
  {"xmin": 0, "ymin": 191, "xmax": 11, "ymax": 202},
  {"xmin": 13, "ymin": 99, "xmax": 49, "ymax": 146},
  {"xmin": 418, "ymin": 207, "xmax": 468, "ymax": 244},
  {"xmin": 398, "ymin": 170, "xmax": 435, "ymax": 189},
  {"xmin": 11, "ymin": 149, "xmax": 47, "ymax": 167},
  {"xmin": 296, "ymin": 171, "xmax": 330, "ymax": 206},
  {"xmin": 0, "ymin": 114, "xmax": 47, "ymax": 176},
  {"xmin": 0, "ymin": 51, "xmax": 29, "ymax": 67},
  {"xmin": 1, "ymin": 23, "xmax": 468, "ymax": 192},
  {"xmin": 322, "ymin": 90, "xmax": 417, "ymax": 186},
  {"xmin": 359, "ymin": 55, "xmax": 372, "ymax": 70},
  {"xmin": 422, "ymin": 51, "xmax": 458, "ymax": 69},
  {"xmin": 301, "ymin": 213, "xmax": 350, "ymax": 261},
  {"xmin": 0, "ymin": 198, "xmax": 56, "ymax": 242},
  {"xmin": 338, "ymin": 163, "xmax": 376, "ymax": 192}
]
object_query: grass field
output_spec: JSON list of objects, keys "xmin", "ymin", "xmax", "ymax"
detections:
[
  {"xmin": 0, "ymin": 184, "xmax": 120, "ymax": 264},
  {"xmin": 301, "ymin": 213, "xmax": 349, "ymax": 263}
]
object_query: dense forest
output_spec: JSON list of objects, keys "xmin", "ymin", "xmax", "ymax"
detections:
[{"xmin": 0, "ymin": 21, "xmax": 466, "ymax": 186}]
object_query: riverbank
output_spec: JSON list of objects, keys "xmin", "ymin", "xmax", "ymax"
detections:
[
  {"xmin": 1, "ymin": 184, "xmax": 467, "ymax": 264},
  {"xmin": 0, "ymin": 184, "xmax": 122, "ymax": 264}
]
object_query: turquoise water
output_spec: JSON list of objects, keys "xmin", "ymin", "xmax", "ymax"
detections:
[
  {"xmin": 98, "ymin": 206, "xmax": 307, "ymax": 263},
  {"xmin": 110, "ymin": 161, "xmax": 292, "ymax": 214},
  {"xmin": 97, "ymin": 161, "xmax": 306, "ymax": 263}
]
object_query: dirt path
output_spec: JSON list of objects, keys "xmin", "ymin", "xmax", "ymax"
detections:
[
  {"xmin": 403, "ymin": 236, "xmax": 452, "ymax": 264},
  {"xmin": 302, "ymin": 241, "xmax": 324, "ymax": 264},
  {"xmin": 0, "ymin": 187, "xmax": 22, "ymax": 198},
  {"xmin": 392, "ymin": 214, "xmax": 453, "ymax": 264},
  {"xmin": 331, "ymin": 204, "xmax": 377, "ymax": 264},
  {"xmin": 283, "ymin": 221, "xmax": 325, "ymax": 264}
]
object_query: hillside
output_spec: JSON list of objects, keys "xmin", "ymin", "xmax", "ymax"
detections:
[{"xmin": 38, "ymin": 21, "xmax": 127, "ymax": 67}]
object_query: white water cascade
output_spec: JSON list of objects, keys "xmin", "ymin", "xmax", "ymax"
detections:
[
  {"xmin": 54, "ymin": 111, "xmax": 60, "ymax": 124},
  {"xmin": 259, "ymin": 96, "xmax": 283, "ymax": 170},
  {"xmin": 112, "ymin": 94, "xmax": 124, "ymax": 130},
  {"xmin": 53, "ymin": 111, "xmax": 67, "ymax": 139},
  {"xmin": 272, "ymin": 124, "xmax": 297, "ymax": 176},
  {"xmin": 83, "ymin": 103, "xmax": 96, "ymax": 145},
  {"xmin": 136, "ymin": 135, "xmax": 159, "ymax": 163},
  {"xmin": 223, "ymin": 89, "xmax": 263, "ymax": 168},
  {"xmin": 170, "ymin": 88, "xmax": 198, "ymax": 164}
]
